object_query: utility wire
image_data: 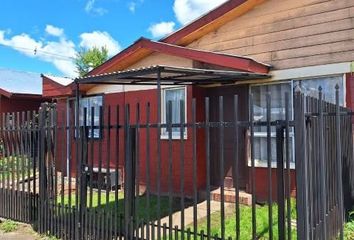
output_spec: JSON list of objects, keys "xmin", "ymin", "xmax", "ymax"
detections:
[{"xmin": 0, "ymin": 44, "xmax": 76, "ymax": 61}]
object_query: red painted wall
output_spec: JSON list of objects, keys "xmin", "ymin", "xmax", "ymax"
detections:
[
  {"xmin": 54, "ymin": 85, "xmax": 298, "ymax": 200},
  {"xmin": 55, "ymin": 86, "xmax": 208, "ymax": 197},
  {"xmin": 346, "ymin": 73, "xmax": 354, "ymax": 111},
  {"xmin": 0, "ymin": 96, "xmax": 44, "ymax": 114},
  {"xmin": 246, "ymin": 168, "xmax": 296, "ymax": 202}
]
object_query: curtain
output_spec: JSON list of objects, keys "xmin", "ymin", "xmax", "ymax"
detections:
[{"xmin": 165, "ymin": 88, "xmax": 185, "ymax": 135}]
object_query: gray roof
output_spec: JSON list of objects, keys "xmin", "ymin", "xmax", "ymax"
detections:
[{"xmin": 0, "ymin": 68, "xmax": 42, "ymax": 95}]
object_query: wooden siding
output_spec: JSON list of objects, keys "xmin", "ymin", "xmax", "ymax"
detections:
[
  {"xmin": 188, "ymin": 0, "xmax": 354, "ymax": 70},
  {"xmin": 127, "ymin": 52, "xmax": 193, "ymax": 70}
]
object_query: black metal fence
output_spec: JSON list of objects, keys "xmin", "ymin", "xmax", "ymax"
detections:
[
  {"xmin": 0, "ymin": 87, "xmax": 352, "ymax": 240},
  {"xmin": 0, "ymin": 111, "xmax": 39, "ymax": 223},
  {"xmin": 294, "ymin": 88, "xmax": 354, "ymax": 240}
]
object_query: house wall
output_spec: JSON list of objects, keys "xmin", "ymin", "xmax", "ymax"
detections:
[
  {"xmin": 43, "ymin": 77, "xmax": 72, "ymax": 98},
  {"xmin": 187, "ymin": 0, "xmax": 354, "ymax": 70},
  {"xmin": 55, "ymin": 85, "xmax": 208, "ymax": 197},
  {"xmin": 0, "ymin": 96, "xmax": 44, "ymax": 114}
]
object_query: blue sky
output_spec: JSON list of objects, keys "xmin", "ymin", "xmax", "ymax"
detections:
[{"xmin": 0, "ymin": 0, "xmax": 227, "ymax": 77}]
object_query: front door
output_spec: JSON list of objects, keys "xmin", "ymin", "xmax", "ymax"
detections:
[{"xmin": 206, "ymin": 85, "xmax": 249, "ymax": 189}]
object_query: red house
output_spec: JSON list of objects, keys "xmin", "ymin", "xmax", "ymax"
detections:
[
  {"xmin": 0, "ymin": 68, "xmax": 48, "ymax": 114},
  {"xmin": 43, "ymin": 0, "xmax": 354, "ymax": 201}
]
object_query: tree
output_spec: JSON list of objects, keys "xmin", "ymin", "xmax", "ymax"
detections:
[{"xmin": 75, "ymin": 46, "xmax": 108, "ymax": 76}]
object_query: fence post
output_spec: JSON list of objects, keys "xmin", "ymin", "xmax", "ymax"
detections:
[
  {"xmin": 38, "ymin": 103, "xmax": 48, "ymax": 234},
  {"xmin": 294, "ymin": 91, "xmax": 309, "ymax": 240},
  {"xmin": 276, "ymin": 122, "xmax": 285, "ymax": 240},
  {"xmin": 124, "ymin": 104, "xmax": 135, "ymax": 239}
]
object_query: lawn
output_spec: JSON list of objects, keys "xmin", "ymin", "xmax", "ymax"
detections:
[
  {"xmin": 187, "ymin": 200, "xmax": 297, "ymax": 240},
  {"xmin": 56, "ymin": 191, "xmax": 182, "ymax": 223},
  {"xmin": 0, "ymin": 156, "xmax": 33, "ymax": 181}
]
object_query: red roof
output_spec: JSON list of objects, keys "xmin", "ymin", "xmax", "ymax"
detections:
[
  {"xmin": 89, "ymin": 38, "xmax": 270, "ymax": 75},
  {"xmin": 88, "ymin": 0, "xmax": 266, "ymax": 76},
  {"xmin": 0, "ymin": 87, "xmax": 43, "ymax": 99}
]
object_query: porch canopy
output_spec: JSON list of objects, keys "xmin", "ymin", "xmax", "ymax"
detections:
[{"xmin": 75, "ymin": 65, "xmax": 270, "ymax": 86}]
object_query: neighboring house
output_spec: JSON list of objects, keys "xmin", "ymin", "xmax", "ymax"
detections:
[
  {"xmin": 43, "ymin": 0, "xmax": 354, "ymax": 201},
  {"xmin": 0, "ymin": 68, "xmax": 48, "ymax": 114}
]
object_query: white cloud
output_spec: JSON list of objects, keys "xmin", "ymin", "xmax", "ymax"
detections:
[
  {"xmin": 148, "ymin": 22, "xmax": 176, "ymax": 38},
  {"xmin": 85, "ymin": 0, "xmax": 108, "ymax": 16},
  {"xmin": 128, "ymin": 0, "xmax": 144, "ymax": 13},
  {"xmin": 0, "ymin": 27, "xmax": 122, "ymax": 77},
  {"xmin": 0, "ymin": 29, "xmax": 77, "ymax": 77},
  {"xmin": 128, "ymin": 2, "xmax": 136, "ymax": 13},
  {"xmin": 79, "ymin": 31, "xmax": 121, "ymax": 56},
  {"xmin": 45, "ymin": 25, "xmax": 64, "ymax": 37},
  {"xmin": 173, "ymin": 0, "xmax": 228, "ymax": 25}
]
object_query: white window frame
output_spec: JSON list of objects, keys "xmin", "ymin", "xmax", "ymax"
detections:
[
  {"xmin": 73, "ymin": 95, "xmax": 104, "ymax": 139},
  {"xmin": 161, "ymin": 86, "xmax": 187, "ymax": 140}
]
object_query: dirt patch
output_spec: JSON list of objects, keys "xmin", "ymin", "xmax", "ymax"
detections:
[{"xmin": 0, "ymin": 223, "xmax": 42, "ymax": 240}]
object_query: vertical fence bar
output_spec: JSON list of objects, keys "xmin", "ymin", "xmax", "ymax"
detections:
[
  {"xmin": 294, "ymin": 90, "xmax": 309, "ymax": 240},
  {"xmin": 98, "ymin": 106, "xmax": 104, "ymax": 240},
  {"xmin": 114, "ymin": 104, "xmax": 120, "ymax": 240},
  {"xmin": 249, "ymin": 94, "xmax": 257, "ymax": 240},
  {"xmin": 145, "ymin": 102, "xmax": 151, "ymax": 240},
  {"xmin": 219, "ymin": 96, "xmax": 225, "ymax": 240},
  {"xmin": 135, "ymin": 103, "xmax": 140, "ymax": 238},
  {"xmin": 205, "ymin": 97, "xmax": 211, "ymax": 240},
  {"xmin": 318, "ymin": 87, "xmax": 327, "ymax": 240},
  {"xmin": 276, "ymin": 123, "xmax": 285, "ymax": 240},
  {"xmin": 106, "ymin": 106, "xmax": 112, "ymax": 240},
  {"xmin": 39, "ymin": 105, "xmax": 46, "ymax": 234},
  {"xmin": 192, "ymin": 98, "xmax": 198, "ymax": 239},
  {"xmin": 335, "ymin": 85, "xmax": 344, "ymax": 240},
  {"xmin": 266, "ymin": 93, "xmax": 273, "ymax": 240},
  {"xmin": 180, "ymin": 99, "xmax": 186, "ymax": 240},
  {"xmin": 285, "ymin": 92, "xmax": 292, "ymax": 240},
  {"xmin": 86, "ymin": 106, "xmax": 94, "ymax": 239},
  {"xmin": 167, "ymin": 100, "xmax": 173, "ymax": 239},
  {"xmin": 233, "ymin": 95, "xmax": 240, "ymax": 240},
  {"xmin": 113, "ymin": 105, "xmax": 121, "ymax": 239},
  {"xmin": 82, "ymin": 108, "xmax": 89, "ymax": 240},
  {"xmin": 156, "ymin": 70, "xmax": 162, "ymax": 240}
]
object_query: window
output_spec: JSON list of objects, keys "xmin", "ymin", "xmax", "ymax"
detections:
[
  {"xmin": 250, "ymin": 83, "xmax": 294, "ymax": 166},
  {"xmin": 294, "ymin": 75, "xmax": 345, "ymax": 105},
  {"xmin": 162, "ymin": 87, "xmax": 187, "ymax": 139},
  {"xmin": 249, "ymin": 75, "xmax": 345, "ymax": 167},
  {"xmin": 79, "ymin": 95, "xmax": 103, "ymax": 139}
]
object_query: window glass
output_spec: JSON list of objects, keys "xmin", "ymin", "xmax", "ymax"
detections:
[
  {"xmin": 163, "ymin": 88, "xmax": 186, "ymax": 138},
  {"xmin": 250, "ymin": 83, "xmax": 293, "ymax": 163},
  {"xmin": 79, "ymin": 95, "xmax": 103, "ymax": 138},
  {"xmin": 294, "ymin": 75, "xmax": 344, "ymax": 105}
]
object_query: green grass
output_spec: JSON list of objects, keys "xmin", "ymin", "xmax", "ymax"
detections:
[
  {"xmin": 0, "ymin": 156, "xmax": 32, "ymax": 180},
  {"xmin": 56, "ymin": 191, "xmax": 181, "ymax": 222},
  {"xmin": 0, "ymin": 219, "xmax": 18, "ymax": 233},
  {"xmin": 344, "ymin": 211, "xmax": 354, "ymax": 240},
  {"xmin": 188, "ymin": 199, "xmax": 297, "ymax": 240}
]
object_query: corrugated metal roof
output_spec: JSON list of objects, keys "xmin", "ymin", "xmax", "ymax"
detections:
[
  {"xmin": 77, "ymin": 65, "xmax": 270, "ymax": 86},
  {"xmin": 43, "ymin": 74, "xmax": 74, "ymax": 86},
  {"xmin": 0, "ymin": 68, "xmax": 42, "ymax": 94}
]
